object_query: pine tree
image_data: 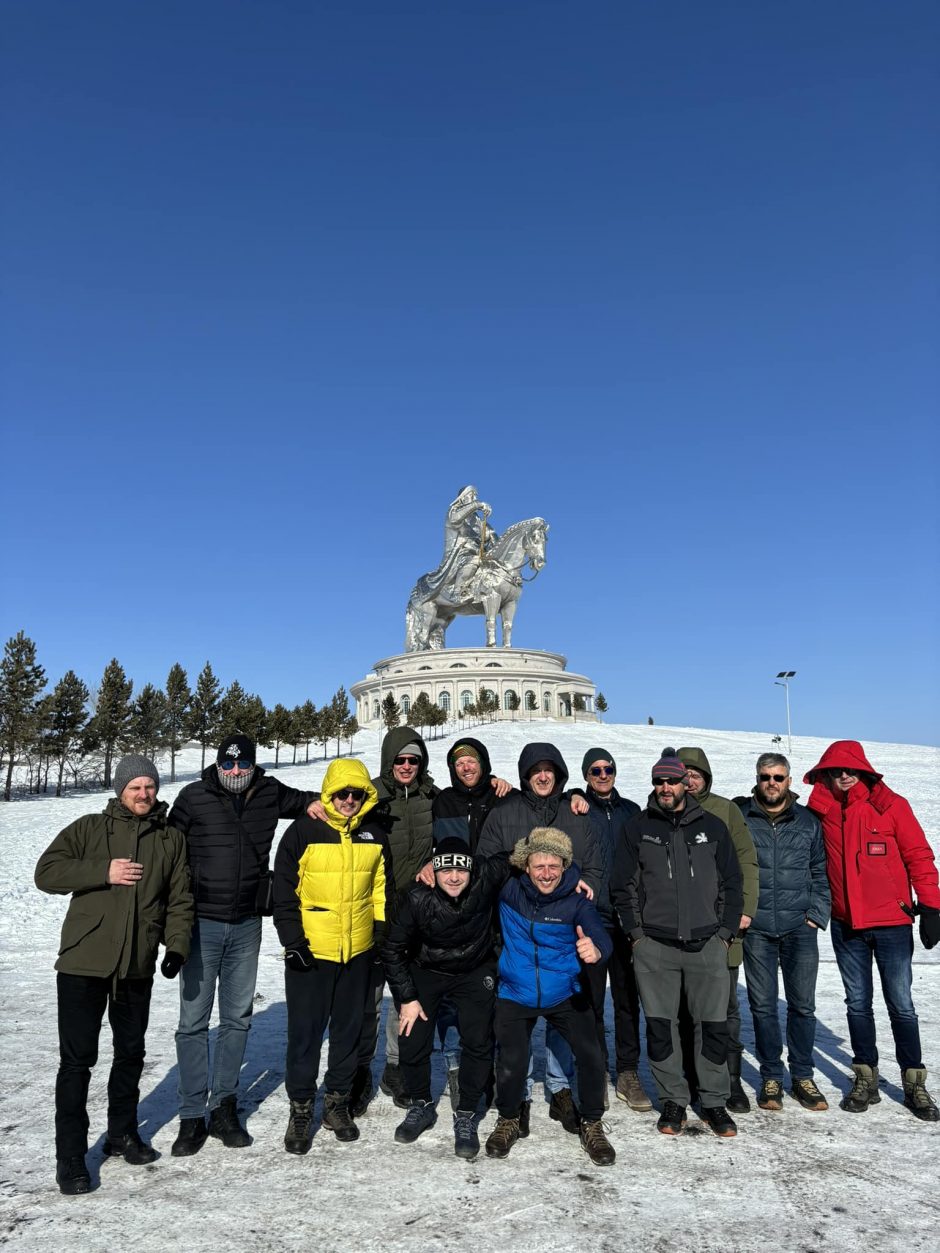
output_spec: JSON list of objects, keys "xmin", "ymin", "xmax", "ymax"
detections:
[
  {"xmin": 381, "ymin": 692, "xmax": 400, "ymax": 732},
  {"xmin": 343, "ymin": 714, "xmax": 359, "ymax": 753},
  {"xmin": 88, "ymin": 658, "xmax": 132, "ymax": 789},
  {"xmin": 410, "ymin": 692, "xmax": 434, "ymax": 736},
  {"xmin": 596, "ymin": 692, "xmax": 608, "ymax": 717},
  {"xmin": 219, "ymin": 681, "xmax": 249, "ymax": 736},
  {"xmin": 165, "ymin": 663, "xmax": 192, "ymax": 783},
  {"xmin": 1, "ymin": 632, "xmax": 47, "ymax": 801},
  {"xmin": 268, "ymin": 703, "xmax": 292, "ymax": 765},
  {"xmin": 573, "ymin": 693, "xmax": 586, "ymax": 713},
  {"xmin": 131, "ymin": 683, "xmax": 169, "ymax": 759},
  {"xmin": 47, "ymin": 670, "xmax": 90, "ymax": 797},
  {"xmin": 330, "ymin": 687, "xmax": 351, "ymax": 757},
  {"xmin": 242, "ymin": 694, "xmax": 268, "ymax": 747},
  {"xmin": 297, "ymin": 700, "xmax": 317, "ymax": 763},
  {"xmin": 316, "ymin": 703, "xmax": 337, "ymax": 759},
  {"xmin": 189, "ymin": 662, "xmax": 223, "ymax": 770},
  {"xmin": 506, "ymin": 690, "xmax": 520, "ymax": 721}
]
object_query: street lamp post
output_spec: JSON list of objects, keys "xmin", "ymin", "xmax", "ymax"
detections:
[{"xmin": 774, "ymin": 670, "xmax": 796, "ymax": 756}]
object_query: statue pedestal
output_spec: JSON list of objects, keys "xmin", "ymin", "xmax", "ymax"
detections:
[{"xmin": 350, "ymin": 647, "xmax": 597, "ymax": 728}]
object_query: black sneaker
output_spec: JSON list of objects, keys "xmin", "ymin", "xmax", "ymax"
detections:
[
  {"xmin": 103, "ymin": 1131, "xmax": 157, "ymax": 1164},
  {"xmin": 380, "ymin": 1063, "xmax": 409, "ymax": 1109},
  {"xmin": 518, "ymin": 1099, "xmax": 531, "ymax": 1138},
  {"xmin": 791, "ymin": 1078, "xmax": 829, "ymax": 1112},
  {"xmin": 394, "ymin": 1100, "xmax": 437, "ymax": 1144},
  {"xmin": 453, "ymin": 1110, "xmax": 480, "ymax": 1160},
  {"xmin": 727, "ymin": 1075, "xmax": 751, "ymax": 1114},
  {"xmin": 656, "ymin": 1101, "xmax": 687, "ymax": 1136},
  {"xmin": 208, "ymin": 1096, "xmax": 251, "ymax": 1148},
  {"xmin": 758, "ymin": 1079, "xmax": 784, "ymax": 1111},
  {"xmin": 548, "ymin": 1088, "xmax": 581, "ymax": 1135},
  {"xmin": 56, "ymin": 1156, "xmax": 91, "ymax": 1195},
  {"xmin": 171, "ymin": 1117, "xmax": 208, "ymax": 1157},
  {"xmin": 701, "ymin": 1105, "xmax": 737, "ymax": 1137}
]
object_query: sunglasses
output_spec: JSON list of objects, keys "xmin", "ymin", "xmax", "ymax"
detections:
[
  {"xmin": 652, "ymin": 776, "xmax": 681, "ymax": 786},
  {"xmin": 759, "ymin": 773, "xmax": 788, "ymax": 783},
  {"xmin": 826, "ymin": 768, "xmax": 858, "ymax": 779},
  {"xmin": 220, "ymin": 759, "xmax": 253, "ymax": 772},
  {"xmin": 394, "ymin": 755, "xmax": 421, "ymax": 766},
  {"xmin": 590, "ymin": 766, "xmax": 615, "ymax": 778},
  {"xmin": 332, "ymin": 787, "xmax": 367, "ymax": 803}
]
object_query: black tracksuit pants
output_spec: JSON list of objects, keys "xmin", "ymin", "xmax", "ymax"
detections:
[
  {"xmin": 495, "ymin": 994, "xmax": 607, "ymax": 1122},
  {"xmin": 580, "ymin": 925, "xmax": 643, "ymax": 1074},
  {"xmin": 285, "ymin": 951, "xmax": 373, "ymax": 1100},
  {"xmin": 399, "ymin": 963, "xmax": 496, "ymax": 1109}
]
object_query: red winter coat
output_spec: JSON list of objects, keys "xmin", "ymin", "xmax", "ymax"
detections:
[{"xmin": 804, "ymin": 741, "xmax": 940, "ymax": 929}]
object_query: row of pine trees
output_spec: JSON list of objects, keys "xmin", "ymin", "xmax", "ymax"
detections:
[{"xmin": 0, "ymin": 631, "xmax": 359, "ymax": 801}]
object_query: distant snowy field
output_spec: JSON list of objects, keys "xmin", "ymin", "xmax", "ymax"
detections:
[{"xmin": 1, "ymin": 722, "xmax": 938, "ymax": 1252}]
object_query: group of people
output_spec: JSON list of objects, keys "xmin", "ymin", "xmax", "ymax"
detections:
[{"xmin": 36, "ymin": 728, "xmax": 940, "ymax": 1195}]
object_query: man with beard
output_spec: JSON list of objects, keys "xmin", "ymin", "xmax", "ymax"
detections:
[
  {"xmin": 736, "ymin": 754, "xmax": 830, "ymax": 1112},
  {"xmin": 476, "ymin": 742, "xmax": 601, "ymax": 1135},
  {"xmin": 612, "ymin": 750, "xmax": 743, "ymax": 1137}
]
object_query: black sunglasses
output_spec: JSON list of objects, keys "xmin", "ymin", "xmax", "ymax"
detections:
[
  {"xmin": 589, "ymin": 766, "xmax": 615, "ymax": 778},
  {"xmin": 759, "ymin": 773, "xmax": 788, "ymax": 783},
  {"xmin": 220, "ymin": 758, "xmax": 253, "ymax": 772},
  {"xmin": 652, "ymin": 776, "xmax": 681, "ymax": 786},
  {"xmin": 394, "ymin": 755, "xmax": 421, "ymax": 766},
  {"xmin": 332, "ymin": 787, "xmax": 367, "ymax": 803}
]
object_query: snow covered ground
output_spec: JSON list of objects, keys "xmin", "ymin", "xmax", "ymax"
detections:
[{"xmin": 1, "ymin": 721, "xmax": 938, "ymax": 1253}]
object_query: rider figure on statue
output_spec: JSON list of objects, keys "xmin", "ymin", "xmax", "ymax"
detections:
[{"xmin": 427, "ymin": 486, "xmax": 498, "ymax": 603}]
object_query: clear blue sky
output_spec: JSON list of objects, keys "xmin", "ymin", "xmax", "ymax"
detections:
[{"xmin": 2, "ymin": 1, "xmax": 937, "ymax": 745}]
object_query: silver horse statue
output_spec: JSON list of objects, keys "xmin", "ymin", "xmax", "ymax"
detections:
[{"xmin": 405, "ymin": 486, "xmax": 548, "ymax": 651}]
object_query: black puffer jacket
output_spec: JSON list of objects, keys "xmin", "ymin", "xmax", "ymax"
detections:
[
  {"xmin": 432, "ymin": 738, "xmax": 505, "ymax": 854},
  {"xmin": 475, "ymin": 742, "xmax": 602, "ymax": 893},
  {"xmin": 373, "ymin": 726, "xmax": 439, "ymax": 892},
  {"xmin": 736, "ymin": 791, "xmax": 831, "ymax": 935},
  {"xmin": 382, "ymin": 854, "xmax": 510, "ymax": 1004},
  {"xmin": 168, "ymin": 766, "xmax": 315, "ymax": 923}
]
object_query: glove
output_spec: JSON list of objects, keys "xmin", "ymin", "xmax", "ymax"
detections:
[
  {"xmin": 919, "ymin": 906, "xmax": 940, "ymax": 951},
  {"xmin": 160, "ymin": 951, "xmax": 185, "ymax": 979},
  {"xmin": 284, "ymin": 945, "xmax": 316, "ymax": 973}
]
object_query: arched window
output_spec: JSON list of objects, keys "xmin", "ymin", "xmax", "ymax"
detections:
[
  {"xmin": 439, "ymin": 692, "xmax": 451, "ymax": 713},
  {"xmin": 543, "ymin": 693, "xmax": 551, "ymax": 713},
  {"xmin": 449, "ymin": 663, "xmax": 467, "ymax": 669},
  {"xmin": 400, "ymin": 695, "xmax": 411, "ymax": 715},
  {"xmin": 503, "ymin": 689, "xmax": 518, "ymax": 710},
  {"xmin": 372, "ymin": 701, "xmax": 380, "ymax": 719},
  {"xmin": 525, "ymin": 690, "xmax": 537, "ymax": 711},
  {"xmin": 485, "ymin": 662, "xmax": 502, "ymax": 668},
  {"xmin": 461, "ymin": 689, "xmax": 474, "ymax": 710}
]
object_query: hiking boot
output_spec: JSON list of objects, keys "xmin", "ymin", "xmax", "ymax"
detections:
[
  {"xmin": 394, "ymin": 1099, "xmax": 437, "ymax": 1144},
  {"xmin": 171, "ymin": 1117, "xmax": 208, "ymax": 1157},
  {"xmin": 446, "ymin": 1067, "xmax": 461, "ymax": 1113},
  {"xmin": 103, "ymin": 1130, "xmax": 157, "ymax": 1164},
  {"xmin": 518, "ymin": 1099, "xmax": 531, "ymax": 1138},
  {"xmin": 56, "ymin": 1156, "xmax": 91, "ymax": 1195},
  {"xmin": 757, "ymin": 1079, "xmax": 784, "ymax": 1111},
  {"xmin": 902, "ymin": 1068, "xmax": 940, "ymax": 1122},
  {"xmin": 548, "ymin": 1087, "xmax": 581, "ymax": 1134},
  {"xmin": 616, "ymin": 1069, "xmax": 653, "ymax": 1112},
  {"xmin": 656, "ymin": 1101, "xmax": 687, "ymax": 1135},
  {"xmin": 791, "ymin": 1078, "xmax": 829, "ymax": 1112},
  {"xmin": 727, "ymin": 1057, "xmax": 751, "ymax": 1114},
  {"xmin": 840, "ymin": 1064, "xmax": 880, "ymax": 1113},
  {"xmin": 380, "ymin": 1063, "xmax": 409, "ymax": 1108},
  {"xmin": 321, "ymin": 1092, "xmax": 359, "ymax": 1142},
  {"xmin": 701, "ymin": 1105, "xmax": 737, "ymax": 1137},
  {"xmin": 484, "ymin": 1115, "xmax": 520, "ymax": 1158},
  {"xmin": 350, "ymin": 1065, "xmax": 373, "ymax": 1119},
  {"xmin": 453, "ymin": 1109, "xmax": 480, "ymax": 1160},
  {"xmin": 579, "ymin": 1118, "xmax": 616, "ymax": 1166},
  {"xmin": 284, "ymin": 1098, "xmax": 314, "ymax": 1154},
  {"xmin": 208, "ymin": 1096, "xmax": 251, "ymax": 1148}
]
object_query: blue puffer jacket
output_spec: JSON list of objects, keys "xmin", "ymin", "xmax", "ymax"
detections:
[
  {"xmin": 497, "ymin": 866, "xmax": 612, "ymax": 1009},
  {"xmin": 735, "ymin": 793, "xmax": 831, "ymax": 935}
]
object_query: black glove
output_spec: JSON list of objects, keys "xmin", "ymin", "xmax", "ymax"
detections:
[
  {"xmin": 919, "ymin": 906, "xmax": 940, "ymax": 951},
  {"xmin": 285, "ymin": 945, "xmax": 316, "ymax": 973},
  {"xmin": 160, "ymin": 951, "xmax": 185, "ymax": 979}
]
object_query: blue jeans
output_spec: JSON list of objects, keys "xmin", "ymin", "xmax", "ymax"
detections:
[
  {"xmin": 830, "ymin": 919, "xmax": 922, "ymax": 1072},
  {"xmin": 743, "ymin": 925, "xmax": 819, "ymax": 1081},
  {"xmin": 176, "ymin": 916, "xmax": 262, "ymax": 1117}
]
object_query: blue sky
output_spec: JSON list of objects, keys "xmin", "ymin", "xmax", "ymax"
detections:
[{"xmin": 2, "ymin": 1, "xmax": 937, "ymax": 745}]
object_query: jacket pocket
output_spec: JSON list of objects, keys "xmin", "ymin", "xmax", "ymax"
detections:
[{"xmin": 59, "ymin": 906, "xmax": 105, "ymax": 956}]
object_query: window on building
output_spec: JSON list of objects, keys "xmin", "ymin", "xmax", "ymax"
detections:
[
  {"xmin": 543, "ymin": 693, "xmax": 551, "ymax": 713},
  {"xmin": 439, "ymin": 692, "xmax": 451, "ymax": 712},
  {"xmin": 372, "ymin": 701, "xmax": 380, "ymax": 719},
  {"xmin": 400, "ymin": 695, "xmax": 411, "ymax": 715},
  {"xmin": 503, "ymin": 689, "xmax": 518, "ymax": 711},
  {"xmin": 461, "ymin": 689, "xmax": 473, "ymax": 709}
]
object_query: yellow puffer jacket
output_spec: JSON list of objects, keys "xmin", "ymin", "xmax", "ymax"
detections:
[{"xmin": 273, "ymin": 759, "xmax": 391, "ymax": 963}]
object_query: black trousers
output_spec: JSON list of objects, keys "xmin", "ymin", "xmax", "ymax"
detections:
[
  {"xmin": 55, "ymin": 972, "xmax": 153, "ymax": 1157},
  {"xmin": 398, "ymin": 963, "xmax": 496, "ymax": 1109},
  {"xmin": 495, "ymin": 994, "xmax": 607, "ymax": 1122},
  {"xmin": 580, "ymin": 926, "xmax": 643, "ymax": 1073},
  {"xmin": 285, "ymin": 951, "xmax": 373, "ymax": 1100}
]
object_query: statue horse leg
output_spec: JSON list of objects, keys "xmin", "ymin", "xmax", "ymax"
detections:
[
  {"xmin": 499, "ymin": 585, "xmax": 520, "ymax": 648},
  {"xmin": 481, "ymin": 591, "xmax": 501, "ymax": 647}
]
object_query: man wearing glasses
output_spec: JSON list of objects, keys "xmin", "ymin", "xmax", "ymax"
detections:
[
  {"xmin": 736, "ymin": 754, "xmax": 830, "ymax": 1112},
  {"xmin": 168, "ymin": 733, "xmax": 319, "ymax": 1155},
  {"xmin": 804, "ymin": 741, "xmax": 940, "ymax": 1121},
  {"xmin": 611, "ymin": 750, "xmax": 743, "ymax": 1137}
]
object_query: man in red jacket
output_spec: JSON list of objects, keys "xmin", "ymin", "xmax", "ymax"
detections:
[{"xmin": 805, "ymin": 741, "xmax": 940, "ymax": 1121}]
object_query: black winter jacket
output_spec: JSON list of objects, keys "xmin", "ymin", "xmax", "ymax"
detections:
[
  {"xmin": 432, "ymin": 738, "xmax": 505, "ymax": 854},
  {"xmin": 382, "ymin": 854, "xmax": 511, "ymax": 1003},
  {"xmin": 611, "ymin": 795, "xmax": 743, "ymax": 949},
  {"xmin": 168, "ymin": 766, "xmax": 315, "ymax": 923},
  {"xmin": 735, "ymin": 792, "xmax": 831, "ymax": 935},
  {"xmin": 582, "ymin": 786, "xmax": 641, "ymax": 926},
  {"xmin": 475, "ymin": 743, "xmax": 602, "ymax": 893}
]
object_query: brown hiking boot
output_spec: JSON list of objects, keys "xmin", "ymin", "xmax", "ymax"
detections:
[
  {"xmin": 791, "ymin": 1078, "xmax": 829, "ymax": 1112},
  {"xmin": 616, "ymin": 1069, "xmax": 653, "ymax": 1111},
  {"xmin": 580, "ymin": 1119, "xmax": 616, "ymax": 1165},
  {"xmin": 902, "ymin": 1068, "xmax": 940, "ymax": 1122},
  {"xmin": 548, "ymin": 1087, "xmax": 581, "ymax": 1134},
  {"xmin": 840, "ymin": 1064, "xmax": 880, "ymax": 1113},
  {"xmin": 485, "ymin": 1115, "xmax": 520, "ymax": 1158},
  {"xmin": 757, "ymin": 1079, "xmax": 784, "ymax": 1111},
  {"xmin": 321, "ymin": 1092, "xmax": 359, "ymax": 1142}
]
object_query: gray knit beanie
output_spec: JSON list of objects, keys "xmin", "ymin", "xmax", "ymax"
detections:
[{"xmin": 114, "ymin": 754, "xmax": 160, "ymax": 796}]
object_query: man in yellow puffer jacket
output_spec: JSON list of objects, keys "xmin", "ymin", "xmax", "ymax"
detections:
[{"xmin": 273, "ymin": 759, "xmax": 391, "ymax": 1150}]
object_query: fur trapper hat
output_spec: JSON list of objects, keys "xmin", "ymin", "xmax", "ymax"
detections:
[{"xmin": 510, "ymin": 826, "xmax": 573, "ymax": 870}]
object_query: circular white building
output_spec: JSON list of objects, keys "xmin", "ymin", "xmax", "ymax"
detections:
[{"xmin": 351, "ymin": 646, "xmax": 597, "ymax": 729}]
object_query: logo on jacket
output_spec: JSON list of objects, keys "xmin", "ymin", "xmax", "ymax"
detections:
[
  {"xmin": 694, "ymin": 832, "xmax": 708, "ymax": 844},
  {"xmin": 483, "ymin": 975, "xmax": 495, "ymax": 991},
  {"xmin": 359, "ymin": 832, "xmax": 374, "ymax": 841},
  {"xmin": 642, "ymin": 833, "xmax": 663, "ymax": 844}
]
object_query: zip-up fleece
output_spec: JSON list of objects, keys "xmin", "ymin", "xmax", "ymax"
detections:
[{"xmin": 611, "ymin": 795, "xmax": 743, "ymax": 949}]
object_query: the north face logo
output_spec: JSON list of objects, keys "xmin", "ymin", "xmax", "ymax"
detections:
[{"xmin": 225, "ymin": 744, "xmax": 242, "ymax": 757}]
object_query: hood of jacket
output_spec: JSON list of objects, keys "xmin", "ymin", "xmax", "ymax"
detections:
[
  {"xmin": 517, "ymin": 742, "xmax": 568, "ymax": 797},
  {"xmin": 379, "ymin": 726, "xmax": 431, "ymax": 792},
  {"xmin": 106, "ymin": 796, "xmax": 171, "ymax": 824},
  {"xmin": 645, "ymin": 791, "xmax": 706, "ymax": 827},
  {"xmin": 803, "ymin": 740, "xmax": 883, "ymax": 785},
  {"xmin": 446, "ymin": 737, "xmax": 493, "ymax": 794},
  {"xmin": 320, "ymin": 759, "xmax": 379, "ymax": 832},
  {"xmin": 677, "ymin": 746, "xmax": 712, "ymax": 798}
]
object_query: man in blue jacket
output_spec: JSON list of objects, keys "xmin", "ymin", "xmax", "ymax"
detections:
[{"xmin": 736, "ymin": 753, "xmax": 831, "ymax": 1112}]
